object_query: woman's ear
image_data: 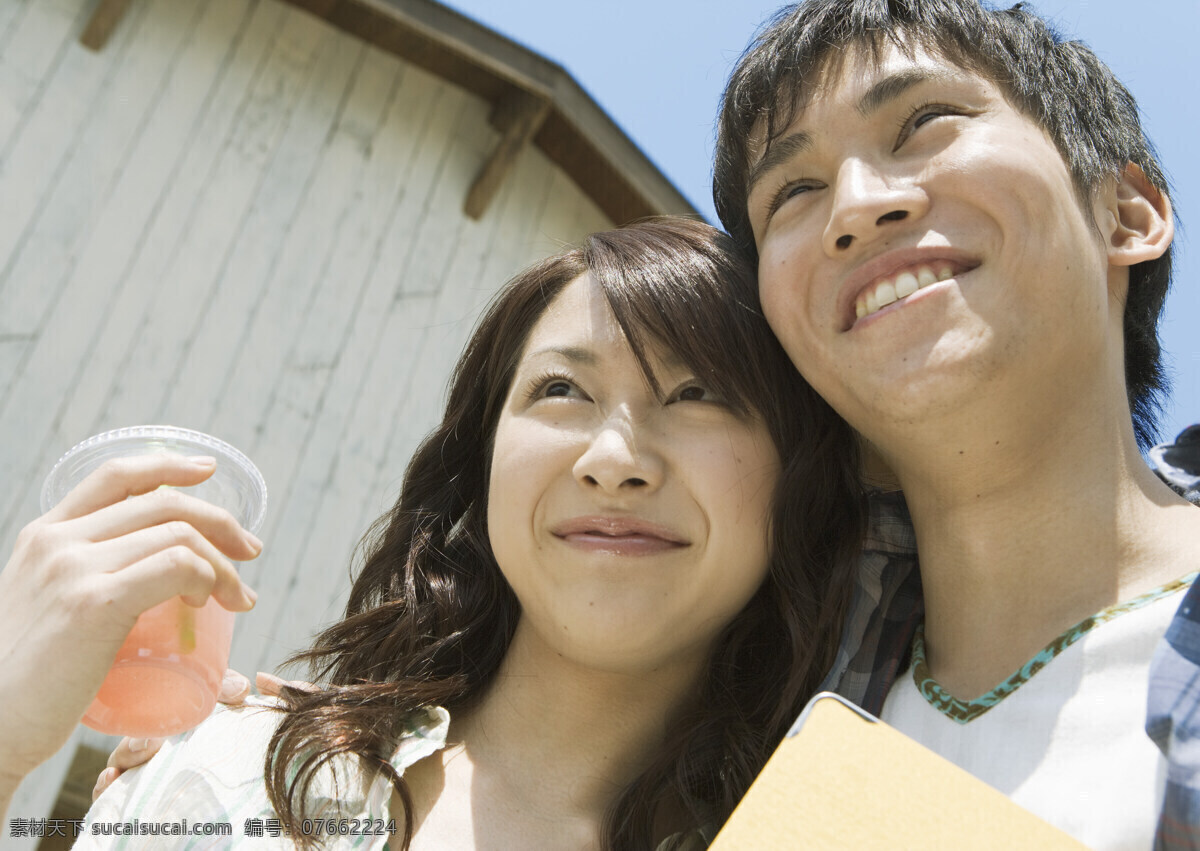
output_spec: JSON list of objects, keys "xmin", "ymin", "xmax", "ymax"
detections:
[{"xmin": 1106, "ymin": 162, "xmax": 1174, "ymax": 267}]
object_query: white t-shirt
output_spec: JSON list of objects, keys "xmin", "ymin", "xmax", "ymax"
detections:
[{"xmin": 881, "ymin": 573, "xmax": 1196, "ymax": 850}]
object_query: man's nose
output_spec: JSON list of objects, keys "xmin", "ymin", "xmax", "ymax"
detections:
[
  {"xmin": 573, "ymin": 415, "xmax": 665, "ymax": 494},
  {"xmin": 822, "ymin": 158, "xmax": 928, "ymax": 256}
]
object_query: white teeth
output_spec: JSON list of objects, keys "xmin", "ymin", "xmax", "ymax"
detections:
[{"xmin": 854, "ymin": 263, "xmax": 962, "ymax": 321}]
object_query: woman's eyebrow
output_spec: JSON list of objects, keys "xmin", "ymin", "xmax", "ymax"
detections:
[{"xmin": 523, "ymin": 345, "xmax": 597, "ymax": 365}]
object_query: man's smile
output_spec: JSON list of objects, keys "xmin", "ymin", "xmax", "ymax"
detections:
[
  {"xmin": 836, "ymin": 247, "xmax": 980, "ymax": 331},
  {"xmin": 855, "ymin": 262, "xmax": 956, "ymax": 320}
]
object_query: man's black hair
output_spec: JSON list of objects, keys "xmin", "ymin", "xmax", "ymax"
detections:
[{"xmin": 714, "ymin": 0, "xmax": 1173, "ymax": 449}]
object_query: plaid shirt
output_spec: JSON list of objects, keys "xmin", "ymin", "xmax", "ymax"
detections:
[
  {"xmin": 816, "ymin": 488, "xmax": 921, "ymax": 715},
  {"xmin": 824, "ymin": 425, "xmax": 1200, "ymax": 848},
  {"xmin": 1147, "ymin": 425, "xmax": 1200, "ymax": 849}
]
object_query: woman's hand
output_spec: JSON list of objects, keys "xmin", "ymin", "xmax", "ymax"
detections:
[
  {"xmin": 92, "ymin": 671, "xmax": 309, "ymax": 800},
  {"xmin": 0, "ymin": 454, "xmax": 261, "ymax": 801}
]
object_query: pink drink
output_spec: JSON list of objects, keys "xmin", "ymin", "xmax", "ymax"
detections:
[
  {"xmin": 82, "ymin": 597, "xmax": 235, "ymax": 738},
  {"xmin": 42, "ymin": 426, "xmax": 266, "ymax": 739}
]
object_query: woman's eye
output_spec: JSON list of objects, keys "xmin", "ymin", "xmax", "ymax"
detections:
[
  {"xmin": 671, "ymin": 383, "xmax": 718, "ymax": 404},
  {"xmin": 527, "ymin": 373, "xmax": 588, "ymax": 403}
]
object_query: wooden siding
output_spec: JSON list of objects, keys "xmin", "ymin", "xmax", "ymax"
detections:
[{"xmin": 1, "ymin": 0, "xmax": 611, "ymax": 826}]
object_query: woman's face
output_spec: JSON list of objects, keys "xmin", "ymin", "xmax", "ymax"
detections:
[{"xmin": 487, "ymin": 273, "xmax": 781, "ymax": 675}]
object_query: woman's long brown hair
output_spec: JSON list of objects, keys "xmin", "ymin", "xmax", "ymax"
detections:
[{"xmin": 264, "ymin": 217, "xmax": 865, "ymax": 849}]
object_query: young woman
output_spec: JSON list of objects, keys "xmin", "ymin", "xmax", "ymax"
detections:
[{"xmin": 50, "ymin": 219, "xmax": 865, "ymax": 849}]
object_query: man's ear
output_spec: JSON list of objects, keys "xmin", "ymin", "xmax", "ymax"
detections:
[{"xmin": 1106, "ymin": 162, "xmax": 1173, "ymax": 267}]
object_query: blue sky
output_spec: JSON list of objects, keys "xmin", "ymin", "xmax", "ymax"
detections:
[{"xmin": 440, "ymin": 0, "xmax": 1199, "ymax": 445}]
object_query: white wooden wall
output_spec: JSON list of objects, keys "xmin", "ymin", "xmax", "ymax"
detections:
[{"xmin": 1, "ymin": 0, "xmax": 612, "ymax": 831}]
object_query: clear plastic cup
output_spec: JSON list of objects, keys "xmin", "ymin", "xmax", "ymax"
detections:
[{"xmin": 41, "ymin": 425, "xmax": 267, "ymax": 738}]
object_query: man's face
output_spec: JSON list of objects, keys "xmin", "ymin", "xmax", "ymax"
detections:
[{"xmin": 745, "ymin": 43, "xmax": 1119, "ymax": 445}]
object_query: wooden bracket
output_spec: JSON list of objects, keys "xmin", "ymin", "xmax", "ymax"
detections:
[
  {"xmin": 464, "ymin": 89, "xmax": 550, "ymax": 220},
  {"xmin": 80, "ymin": 0, "xmax": 134, "ymax": 51}
]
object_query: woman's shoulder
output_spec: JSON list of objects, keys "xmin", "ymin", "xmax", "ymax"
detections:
[
  {"xmin": 82, "ymin": 700, "xmax": 450, "ymax": 848},
  {"xmin": 182, "ymin": 695, "xmax": 287, "ymax": 751},
  {"xmin": 123, "ymin": 698, "xmax": 286, "ymax": 792},
  {"xmin": 79, "ymin": 703, "xmax": 285, "ymax": 847},
  {"xmin": 90, "ymin": 702, "xmax": 283, "ymax": 799}
]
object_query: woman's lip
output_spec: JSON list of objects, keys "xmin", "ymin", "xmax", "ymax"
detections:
[
  {"xmin": 551, "ymin": 516, "xmax": 690, "ymax": 553},
  {"xmin": 556, "ymin": 532, "xmax": 688, "ymax": 556}
]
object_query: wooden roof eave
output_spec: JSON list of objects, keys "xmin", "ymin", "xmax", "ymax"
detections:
[{"xmin": 81, "ymin": 0, "xmax": 700, "ymax": 224}]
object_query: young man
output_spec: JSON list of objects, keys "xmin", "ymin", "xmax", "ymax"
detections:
[{"xmin": 713, "ymin": 0, "xmax": 1200, "ymax": 846}]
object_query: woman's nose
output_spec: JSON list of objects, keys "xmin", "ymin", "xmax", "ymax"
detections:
[{"xmin": 573, "ymin": 416, "xmax": 665, "ymax": 494}]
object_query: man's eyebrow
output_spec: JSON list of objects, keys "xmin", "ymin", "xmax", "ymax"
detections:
[
  {"xmin": 857, "ymin": 68, "xmax": 959, "ymax": 116},
  {"xmin": 747, "ymin": 131, "xmax": 813, "ymax": 198},
  {"xmin": 747, "ymin": 67, "xmax": 965, "ymax": 201}
]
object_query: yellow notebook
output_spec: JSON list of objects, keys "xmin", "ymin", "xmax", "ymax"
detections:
[{"xmin": 709, "ymin": 692, "xmax": 1088, "ymax": 849}]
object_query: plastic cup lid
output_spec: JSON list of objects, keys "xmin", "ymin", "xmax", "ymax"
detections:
[{"xmin": 41, "ymin": 425, "xmax": 268, "ymax": 534}]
